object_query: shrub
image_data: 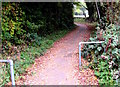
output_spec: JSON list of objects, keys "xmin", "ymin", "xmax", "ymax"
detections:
[{"xmin": 82, "ymin": 22, "xmax": 120, "ymax": 85}]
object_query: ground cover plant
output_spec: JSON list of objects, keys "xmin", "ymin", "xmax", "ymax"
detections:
[
  {"xmin": 82, "ymin": 2, "xmax": 120, "ymax": 86},
  {"xmin": 1, "ymin": 1, "xmax": 120, "ymax": 86},
  {"xmin": 0, "ymin": 2, "xmax": 75, "ymax": 85}
]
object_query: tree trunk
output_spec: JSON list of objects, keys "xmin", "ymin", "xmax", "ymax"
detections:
[{"xmin": 86, "ymin": 2, "xmax": 96, "ymax": 22}]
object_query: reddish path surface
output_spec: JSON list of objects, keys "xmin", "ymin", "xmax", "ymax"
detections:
[{"xmin": 17, "ymin": 23, "xmax": 98, "ymax": 85}]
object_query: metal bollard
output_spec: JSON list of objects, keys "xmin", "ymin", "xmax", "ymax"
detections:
[
  {"xmin": 79, "ymin": 41, "xmax": 104, "ymax": 67},
  {"xmin": 0, "ymin": 60, "xmax": 15, "ymax": 86}
]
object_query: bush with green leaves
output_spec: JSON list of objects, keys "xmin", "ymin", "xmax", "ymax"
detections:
[
  {"xmin": 82, "ymin": 21, "xmax": 120, "ymax": 85},
  {"xmin": 2, "ymin": 3, "xmax": 26, "ymax": 45},
  {"xmin": 82, "ymin": 2, "xmax": 120, "ymax": 85},
  {"xmin": 0, "ymin": 29, "xmax": 71, "ymax": 86},
  {"xmin": 1, "ymin": 2, "xmax": 75, "ymax": 86}
]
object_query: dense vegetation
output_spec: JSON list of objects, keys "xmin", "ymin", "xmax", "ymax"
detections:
[
  {"xmin": 2, "ymin": 2, "xmax": 74, "ymax": 46},
  {"xmin": 0, "ymin": 2, "xmax": 75, "ymax": 85},
  {"xmin": 82, "ymin": 2, "xmax": 120, "ymax": 85},
  {"xmin": 1, "ymin": 1, "xmax": 120, "ymax": 86}
]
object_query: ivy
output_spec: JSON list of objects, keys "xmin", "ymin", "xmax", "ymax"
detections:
[{"xmin": 82, "ymin": 2, "xmax": 120, "ymax": 85}]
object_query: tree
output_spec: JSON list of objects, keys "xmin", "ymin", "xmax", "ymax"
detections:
[{"xmin": 86, "ymin": 2, "xmax": 96, "ymax": 22}]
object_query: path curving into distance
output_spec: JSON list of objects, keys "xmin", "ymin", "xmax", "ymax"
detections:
[{"xmin": 16, "ymin": 23, "xmax": 98, "ymax": 85}]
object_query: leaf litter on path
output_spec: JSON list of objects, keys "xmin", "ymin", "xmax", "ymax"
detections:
[{"xmin": 16, "ymin": 23, "xmax": 98, "ymax": 85}]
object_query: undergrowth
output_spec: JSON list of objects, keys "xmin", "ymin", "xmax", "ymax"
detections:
[
  {"xmin": 81, "ymin": 2, "xmax": 120, "ymax": 86},
  {"xmin": 82, "ymin": 21, "xmax": 120, "ymax": 86},
  {"xmin": 0, "ymin": 29, "xmax": 73, "ymax": 85},
  {"xmin": 1, "ymin": 2, "xmax": 75, "ymax": 85}
]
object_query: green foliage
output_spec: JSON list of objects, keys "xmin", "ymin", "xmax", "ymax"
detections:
[
  {"xmin": 82, "ymin": 2, "xmax": 120, "ymax": 85},
  {"xmin": 74, "ymin": 18, "xmax": 97, "ymax": 26},
  {"xmin": 20, "ymin": 2, "xmax": 73, "ymax": 35},
  {"xmin": 25, "ymin": 33, "xmax": 41, "ymax": 46},
  {"xmin": 82, "ymin": 18, "xmax": 120, "ymax": 86},
  {"xmin": 1, "ymin": 2, "xmax": 75, "ymax": 86},
  {"xmin": 2, "ymin": 2, "xmax": 74, "ymax": 45},
  {"xmin": 94, "ymin": 59, "xmax": 115, "ymax": 86},
  {"xmin": 0, "ymin": 28, "xmax": 71, "ymax": 86},
  {"xmin": 2, "ymin": 3, "xmax": 26, "ymax": 44},
  {"xmin": 74, "ymin": 18, "xmax": 85, "ymax": 23},
  {"xmin": 0, "ymin": 63, "xmax": 10, "ymax": 85}
]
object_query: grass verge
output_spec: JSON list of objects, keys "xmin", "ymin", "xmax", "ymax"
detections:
[
  {"xmin": 0, "ymin": 28, "xmax": 75, "ymax": 85},
  {"xmin": 74, "ymin": 18, "xmax": 97, "ymax": 26}
]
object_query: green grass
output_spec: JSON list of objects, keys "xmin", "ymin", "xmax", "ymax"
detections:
[
  {"xmin": 74, "ymin": 18, "xmax": 97, "ymax": 26},
  {"xmin": 0, "ymin": 29, "xmax": 73, "ymax": 86},
  {"xmin": 16, "ymin": 29, "xmax": 71, "ymax": 78},
  {"xmin": 74, "ymin": 18, "xmax": 86, "ymax": 23}
]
